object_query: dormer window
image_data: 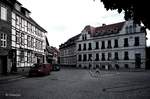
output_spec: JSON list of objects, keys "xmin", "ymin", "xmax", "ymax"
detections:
[
  {"xmin": 21, "ymin": 7, "xmax": 31, "ymax": 18},
  {"xmin": 126, "ymin": 26, "xmax": 129, "ymax": 33},
  {"xmin": 82, "ymin": 34, "xmax": 87, "ymax": 40},
  {"xmin": 25, "ymin": 11, "xmax": 30, "ymax": 18},
  {"xmin": 15, "ymin": 3, "xmax": 21, "ymax": 12},
  {"xmin": 129, "ymin": 25, "xmax": 133, "ymax": 33},
  {"xmin": 133, "ymin": 23, "xmax": 136, "ymax": 32},
  {"xmin": 126, "ymin": 25, "xmax": 134, "ymax": 33}
]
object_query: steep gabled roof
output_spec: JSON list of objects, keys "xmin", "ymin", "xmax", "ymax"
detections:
[
  {"xmin": 59, "ymin": 34, "xmax": 80, "ymax": 49},
  {"xmin": 66, "ymin": 34, "xmax": 81, "ymax": 43},
  {"xmin": 29, "ymin": 17, "xmax": 47, "ymax": 33}
]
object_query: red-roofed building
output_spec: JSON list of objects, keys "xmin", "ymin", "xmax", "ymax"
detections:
[{"xmin": 76, "ymin": 20, "xmax": 147, "ymax": 70}]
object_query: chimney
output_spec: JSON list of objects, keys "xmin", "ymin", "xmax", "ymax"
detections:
[{"xmin": 102, "ymin": 24, "xmax": 106, "ymax": 26}]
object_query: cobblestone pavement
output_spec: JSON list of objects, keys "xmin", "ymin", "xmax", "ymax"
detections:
[{"xmin": 0, "ymin": 68, "xmax": 150, "ymax": 99}]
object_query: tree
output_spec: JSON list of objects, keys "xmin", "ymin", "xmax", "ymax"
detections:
[{"xmin": 99, "ymin": 0, "xmax": 150, "ymax": 30}]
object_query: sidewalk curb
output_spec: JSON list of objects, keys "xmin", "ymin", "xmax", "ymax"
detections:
[{"xmin": 0, "ymin": 74, "xmax": 27, "ymax": 84}]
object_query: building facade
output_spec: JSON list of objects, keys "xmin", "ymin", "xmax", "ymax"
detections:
[
  {"xmin": 0, "ymin": 0, "xmax": 47, "ymax": 74},
  {"xmin": 0, "ymin": 0, "xmax": 13, "ymax": 74},
  {"xmin": 11, "ymin": 1, "xmax": 47, "ymax": 73},
  {"xmin": 59, "ymin": 34, "xmax": 80, "ymax": 67},
  {"xmin": 76, "ymin": 20, "xmax": 146, "ymax": 70},
  {"xmin": 50, "ymin": 46, "xmax": 59, "ymax": 64}
]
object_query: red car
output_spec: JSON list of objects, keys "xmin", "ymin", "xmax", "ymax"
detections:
[{"xmin": 29, "ymin": 63, "xmax": 52, "ymax": 76}]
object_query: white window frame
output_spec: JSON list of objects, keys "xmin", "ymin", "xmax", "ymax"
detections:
[
  {"xmin": 1, "ymin": 6, "xmax": 7, "ymax": 21},
  {"xmin": 16, "ymin": 31, "xmax": 20, "ymax": 44},
  {"xmin": 0, "ymin": 33, "xmax": 7, "ymax": 47}
]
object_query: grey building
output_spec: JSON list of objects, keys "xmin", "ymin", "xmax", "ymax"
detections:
[
  {"xmin": 59, "ymin": 34, "xmax": 80, "ymax": 67},
  {"xmin": 76, "ymin": 20, "xmax": 146, "ymax": 70},
  {"xmin": 0, "ymin": 0, "xmax": 13, "ymax": 74}
]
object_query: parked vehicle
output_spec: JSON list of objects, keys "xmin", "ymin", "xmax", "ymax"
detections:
[
  {"xmin": 52, "ymin": 64, "xmax": 61, "ymax": 71},
  {"xmin": 29, "ymin": 63, "xmax": 52, "ymax": 76}
]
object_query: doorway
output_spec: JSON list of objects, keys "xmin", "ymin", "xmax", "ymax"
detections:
[
  {"xmin": 0, "ymin": 56, "xmax": 7, "ymax": 75},
  {"xmin": 135, "ymin": 54, "xmax": 141, "ymax": 68}
]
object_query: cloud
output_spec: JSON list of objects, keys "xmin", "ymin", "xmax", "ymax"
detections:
[{"xmin": 18, "ymin": 0, "xmax": 125, "ymax": 48}]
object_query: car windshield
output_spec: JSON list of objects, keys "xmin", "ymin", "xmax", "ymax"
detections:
[{"xmin": 32, "ymin": 64, "xmax": 42, "ymax": 68}]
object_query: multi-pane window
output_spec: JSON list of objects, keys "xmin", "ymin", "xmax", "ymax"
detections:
[
  {"xmin": 31, "ymin": 37, "xmax": 34, "ymax": 48},
  {"xmin": 83, "ymin": 43, "xmax": 86, "ymax": 50},
  {"xmin": 126, "ymin": 26, "xmax": 134, "ymax": 33},
  {"xmin": 27, "ymin": 51, "xmax": 32, "ymax": 63},
  {"xmin": 21, "ymin": 19, "xmax": 25, "ymax": 28},
  {"xmin": 134, "ymin": 37, "xmax": 139, "ymax": 46},
  {"xmin": 27, "ymin": 35, "xmax": 31, "ymax": 47},
  {"xmin": 95, "ymin": 53, "xmax": 99, "ymax": 61},
  {"xmin": 40, "ymin": 41, "xmax": 43, "ymax": 50},
  {"xmin": 31, "ymin": 26, "xmax": 34, "ymax": 33},
  {"xmin": 114, "ymin": 52, "xmax": 119, "ymax": 60},
  {"xmin": 88, "ymin": 43, "xmax": 92, "ymax": 50},
  {"xmin": 0, "ymin": 33, "xmax": 7, "ymax": 47},
  {"xmin": 27, "ymin": 23, "xmax": 31, "ymax": 32},
  {"xmin": 101, "ymin": 41, "xmax": 105, "ymax": 49},
  {"xmin": 1, "ymin": 6, "xmax": 7, "ymax": 21},
  {"xmin": 95, "ymin": 42, "xmax": 99, "ymax": 49},
  {"xmin": 114, "ymin": 39, "xmax": 118, "ymax": 48},
  {"xmin": 16, "ymin": 16, "xmax": 20, "ymax": 25},
  {"xmin": 124, "ymin": 38, "xmax": 129, "ymax": 47},
  {"xmin": 88, "ymin": 54, "xmax": 92, "ymax": 61},
  {"xmin": 35, "ymin": 39, "xmax": 38, "ymax": 49},
  {"xmin": 12, "ymin": 12, "xmax": 16, "ymax": 27},
  {"xmin": 107, "ymin": 40, "xmax": 112, "ymax": 48},
  {"xmin": 24, "ymin": 20, "xmax": 27, "ymax": 32},
  {"xmin": 107, "ymin": 53, "xmax": 111, "ymax": 61},
  {"xmin": 21, "ymin": 33, "xmax": 25, "ymax": 45},
  {"xmin": 16, "ymin": 31, "xmax": 20, "ymax": 44},
  {"xmin": 35, "ymin": 28, "xmax": 38, "ymax": 35},
  {"xmin": 124, "ymin": 51, "xmax": 129, "ymax": 60},
  {"xmin": 78, "ymin": 44, "xmax": 81, "ymax": 51},
  {"xmin": 102, "ymin": 53, "xmax": 105, "ymax": 61},
  {"xmin": 20, "ymin": 51, "xmax": 24, "ymax": 62},
  {"xmin": 35, "ymin": 39, "xmax": 42, "ymax": 50}
]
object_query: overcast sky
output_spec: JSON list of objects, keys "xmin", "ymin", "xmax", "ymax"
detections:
[{"xmin": 18, "ymin": 0, "xmax": 150, "ymax": 48}]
